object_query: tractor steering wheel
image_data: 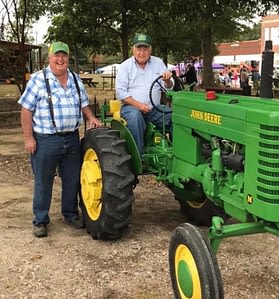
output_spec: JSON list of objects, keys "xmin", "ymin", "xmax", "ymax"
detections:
[{"xmin": 149, "ymin": 75, "xmax": 172, "ymax": 114}]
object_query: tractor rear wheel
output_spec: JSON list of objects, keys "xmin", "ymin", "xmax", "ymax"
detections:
[
  {"xmin": 169, "ymin": 223, "xmax": 224, "ymax": 299},
  {"xmin": 80, "ymin": 128, "xmax": 135, "ymax": 240},
  {"xmin": 173, "ymin": 181, "xmax": 228, "ymax": 227},
  {"xmin": 178, "ymin": 198, "xmax": 228, "ymax": 226}
]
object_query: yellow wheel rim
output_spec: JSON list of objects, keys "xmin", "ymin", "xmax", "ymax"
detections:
[
  {"xmin": 80, "ymin": 148, "xmax": 103, "ymax": 220},
  {"xmin": 175, "ymin": 244, "xmax": 202, "ymax": 299},
  {"xmin": 187, "ymin": 198, "xmax": 207, "ymax": 209}
]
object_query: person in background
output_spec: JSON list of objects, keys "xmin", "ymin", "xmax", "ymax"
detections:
[
  {"xmin": 171, "ymin": 70, "xmax": 183, "ymax": 91},
  {"xmin": 252, "ymin": 69, "xmax": 261, "ymax": 96},
  {"xmin": 232, "ymin": 70, "xmax": 239, "ymax": 87},
  {"xmin": 180, "ymin": 62, "xmax": 197, "ymax": 91},
  {"xmin": 240, "ymin": 66, "xmax": 249, "ymax": 88},
  {"xmin": 18, "ymin": 41, "xmax": 102, "ymax": 238},
  {"xmin": 223, "ymin": 71, "xmax": 232, "ymax": 87},
  {"xmin": 116, "ymin": 33, "xmax": 174, "ymax": 155}
]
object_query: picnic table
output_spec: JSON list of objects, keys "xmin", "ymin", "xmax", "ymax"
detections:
[{"xmin": 81, "ymin": 77, "xmax": 98, "ymax": 88}]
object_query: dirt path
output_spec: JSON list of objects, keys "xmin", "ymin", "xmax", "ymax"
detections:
[{"xmin": 0, "ymin": 128, "xmax": 278, "ymax": 299}]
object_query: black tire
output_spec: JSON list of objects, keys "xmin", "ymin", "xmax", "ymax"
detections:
[
  {"xmin": 169, "ymin": 223, "xmax": 224, "ymax": 299},
  {"xmin": 173, "ymin": 180, "xmax": 228, "ymax": 227},
  {"xmin": 178, "ymin": 198, "xmax": 228, "ymax": 227},
  {"xmin": 80, "ymin": 127, "xmax": 135, "ymax": 240}
]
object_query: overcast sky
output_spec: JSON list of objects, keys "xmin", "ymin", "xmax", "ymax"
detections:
[
  {"xmin": 32, "ymin": 16, "xmax": 50, "ymax": 44},
  {"xmin": 1, "ymin": 2, "xmax": 50, "ymax": 45}
]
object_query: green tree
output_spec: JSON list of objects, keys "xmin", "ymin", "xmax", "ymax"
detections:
[
  {"xmin": 46, "ymin": 0, "xmax": 151, "ymax": 65},
  {"xmin": 169, "ymin": 0, "xmax": 279, "ymax": 86},
  {"xmin": 30, "ymin": 0, "xmax": 279, "ymax": 86},
  {"xmin": 0, "ymin": 0, "xmax": 50, "ymax": 92}
]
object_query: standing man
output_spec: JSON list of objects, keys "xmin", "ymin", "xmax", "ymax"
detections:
[
  {"xmin": 18, "ymin": 41, "xmax": 102, "ymax": 238},
  {"xmin": 116, "ymin": 33, "xmax": 173, "ymax": 155},
  {"xmin": 252, "ymin": 69, "xmax": 261, "ymax": 96}
]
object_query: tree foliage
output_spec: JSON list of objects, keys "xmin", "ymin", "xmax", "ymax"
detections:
[
  {"xmin": 43, "ymin": 0, "xmax": 279, "ymax": 85},
  {"xmin": 2, "ymin": 0, "xmax": 279, "ymax": 88},
  {"xmin": 0, "ymin": 0, "xmax": 51, "ymax": 92}
]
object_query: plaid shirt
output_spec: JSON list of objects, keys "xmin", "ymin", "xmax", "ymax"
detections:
[{"xmin": 18, "ymin": 66, "xmax": 89, "ymax": 134}]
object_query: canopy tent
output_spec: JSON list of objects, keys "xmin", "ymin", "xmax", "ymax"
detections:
[
  {"xmin": 95, "ymin": 63, "xmax": 120, "ymax": 75},
  {"xmin": 175, "ymin": 61, "xmax": 225, "ymax": 76},
  {"xmin": 96, "ymin": 62, "xmax": 175, "ymax": 75},
  {"xmin": 167, "ymin": 63, "xmax": 176, "ymax": 70},
  {"xmin": 194, "ymin": 61, "xmax": 225, "ymax": 70}
]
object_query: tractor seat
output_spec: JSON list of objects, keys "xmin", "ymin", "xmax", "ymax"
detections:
[{"xmin": 109, "ymin": 99, "xmax": 122, "ymax": 120}]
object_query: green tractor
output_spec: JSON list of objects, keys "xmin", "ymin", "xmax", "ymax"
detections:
[
  {"xmin": 80, "ymin": 76, "xmax": 226, "ymax": 241},
  {"xmin": 79, "ymin": 75, "xmax": 279, "ymax": 297}
]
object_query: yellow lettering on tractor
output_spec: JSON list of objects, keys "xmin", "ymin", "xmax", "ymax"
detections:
[
  {"xmin": 190, "ymin": 110, "xmax": 221, "ymax": 125},
  {"xmin": 190, "ymin": 110, "xmax": 204, "ymax": 120},
  {"xmin": 247, "ymin": 194, "xmax": 253, "ymax": 204}
]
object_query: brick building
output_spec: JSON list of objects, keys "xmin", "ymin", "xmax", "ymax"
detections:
[
  {"xmin": 214, "ymin": 14, "xmax": 279, "ymax": 68},
  {"xmin": 261, "ymin": 14, "xmax": 279, "ymax": 66},
  {"xmin": 214, "ymin": 40, "xmax": 261, "ymax": 66}
]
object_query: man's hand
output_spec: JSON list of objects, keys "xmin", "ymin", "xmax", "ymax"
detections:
[
  {"xmin": 138, "ymin": 102, "xmax": 152, "ymax": 113},
  {"xmin": 88, "ymin": 116, "xmax": 103, "ymax": 129},
  {"xmin": 162, "ymin": 70, "xmax": 172, "ymax": 81},
  {"xmin": 24, "ymin": 136, "xmax": 37, "ymax": 154},
  {"xmin": 162, "ymin": 71, "xmax": 173, "ymax": 88}
]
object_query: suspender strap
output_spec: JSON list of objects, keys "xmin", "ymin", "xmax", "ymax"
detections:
[
  {"xmin": 43, "ymin": 68, "xmax": 82, "ymax": 131},
  {"xmin": 70, "ymin": 69, "xmax": 82, "ymax": 128},
  {"xmin": 43, "ymin": 68, "xmax": 56, "ymax": 130}
]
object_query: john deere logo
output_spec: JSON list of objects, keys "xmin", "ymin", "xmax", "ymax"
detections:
[
  {"xmin": 138, "ymin": 34, "xmax": 147, "ymax": 41},
  {"xmin": 247, "ymin": 194, "xmax": 253, "ymax": 204}
]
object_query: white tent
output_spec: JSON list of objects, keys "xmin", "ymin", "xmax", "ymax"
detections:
[
  {"xmin": 96, "ymin": 64, "xmax": 120, "ymax": 75},
  {"xmin": 96, "ymin": 62, "xmax": 175, "ymax": 74},
  {"xmin": 167, "ymin": 63, "xmax": 176, "ymax": 70}
]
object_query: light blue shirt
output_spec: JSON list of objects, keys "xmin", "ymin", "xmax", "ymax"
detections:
[
  {"xmin": 116, "ymin": 56, "xmax": 172, "ymax": 106},
  {"xmin": 18, "ymin": 66, "xmax": 89, "ymax": 134}
]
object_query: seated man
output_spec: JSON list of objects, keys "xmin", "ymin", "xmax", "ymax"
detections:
[{"xmin": 116, "ymin": 33, "xmax": 174, "ymax": 155}]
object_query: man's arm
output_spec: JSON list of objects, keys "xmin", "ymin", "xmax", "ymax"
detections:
[{"xmin": 21, "ymin": 107, "xmax": 36, "ymax": 154}]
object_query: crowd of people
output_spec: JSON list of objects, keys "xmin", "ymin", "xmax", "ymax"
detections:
[{"xmin": 215, "ymin": 65, "xmax": 261, "ymax": 95}]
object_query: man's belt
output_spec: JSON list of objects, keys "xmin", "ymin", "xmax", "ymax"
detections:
[{"xmin": 55, "ymin": 129, "xmax": 78, "ymax": 136}]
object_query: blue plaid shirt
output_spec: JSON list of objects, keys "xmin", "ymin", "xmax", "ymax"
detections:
[{"xmin": 18, "ymin": 66, "xmax": 89, "ymax": 134}]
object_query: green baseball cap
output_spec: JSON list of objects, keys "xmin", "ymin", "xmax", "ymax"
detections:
[
  {"xmin": 133, "ymin": 33, "xmax": 152, "ymax": 47},
  {"xmin": 49, "ymin": 41, "xmax": 69, "ymax": 55}
]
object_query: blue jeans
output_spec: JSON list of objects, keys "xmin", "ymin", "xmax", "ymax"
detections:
[
  {"xmin": 31, "ymin": 130, "xmax": 81, "ymax": 225},
  {"xmin": 120, "ymin": 105, "xmax": 172, "ymax": 155}
]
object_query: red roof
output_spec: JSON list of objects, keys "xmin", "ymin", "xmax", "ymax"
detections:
[{"xmin": 217, "ymin": 40, "xmax": 261, "ymax": 56}]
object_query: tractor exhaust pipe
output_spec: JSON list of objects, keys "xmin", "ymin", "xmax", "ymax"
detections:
[{"xmin": 260, "ymin": 40, "xmax": 274, "ymax": 98}]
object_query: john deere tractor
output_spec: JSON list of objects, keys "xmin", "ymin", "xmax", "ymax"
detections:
[
  {"xmin": 79, "ymin": 47, "xmax": 279, "ymax": 298},
  {"xmin": 79, "ymin": 76, "xmax": 228, "ymax": 241}
]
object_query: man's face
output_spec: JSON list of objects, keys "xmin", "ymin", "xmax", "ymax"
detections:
[
  {"xmin": 133, "ymin": 46, "xmax": 151, "ymax": 65},
  {"xmin": 48, "ymin": 52, "xmax": 69, "ymax": 76}
]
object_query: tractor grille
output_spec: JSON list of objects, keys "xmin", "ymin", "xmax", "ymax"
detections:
[{"xmin": 257, "ymin": 125, "xmax": 279, "ymax": 204}]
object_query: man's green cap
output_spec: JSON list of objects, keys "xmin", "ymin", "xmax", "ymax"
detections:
[
  {"xmin": 133, "ymin": 33, "xmax": 152, "ymax": 47},
  {"xmin": 49, "ymin": 41, "xmax": 69, "ymax": 55}
]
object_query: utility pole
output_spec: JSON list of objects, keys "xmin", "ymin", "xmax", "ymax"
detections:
[{"xmin": 0, "ymin": 14, "xmax": 4, "ymax": 39}]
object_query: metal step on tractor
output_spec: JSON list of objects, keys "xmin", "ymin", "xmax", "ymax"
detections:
[{"xmin": 79, "ymin": 42, "xmax": 279, "ymax": 298}]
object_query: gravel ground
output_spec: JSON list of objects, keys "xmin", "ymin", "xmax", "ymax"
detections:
[{"xmin": 0, "ymin": 127, "xmax": 278, "ymax": 299}]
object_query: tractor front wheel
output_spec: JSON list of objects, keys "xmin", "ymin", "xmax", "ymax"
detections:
[
  {"xmin": 169, "ymin": 223, "xmax": 224, "ymax": 299},
  {"xmin": 80, "ymin": 128, "xmax": 135, "ymax": 240}
]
